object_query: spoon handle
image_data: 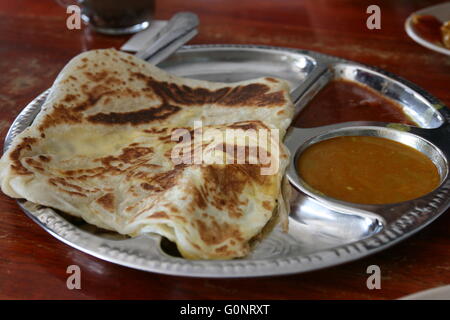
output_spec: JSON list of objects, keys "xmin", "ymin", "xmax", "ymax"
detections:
[{"xmin": 135, "ymin": 12, "xmax": 199, "ymax": 61}]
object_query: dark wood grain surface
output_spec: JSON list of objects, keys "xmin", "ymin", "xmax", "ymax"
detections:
[{"xmin": 0, "ymin": 0, "xmax": 449, "ymax": 300}]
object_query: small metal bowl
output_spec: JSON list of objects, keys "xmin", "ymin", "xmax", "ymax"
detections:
[{"xmin": 285, "ymin": 122, "xmax": 450, "ymax": 226}]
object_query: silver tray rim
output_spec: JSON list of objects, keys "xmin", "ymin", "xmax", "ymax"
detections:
[{"xmin": 4, "ymin": 44, "xmax": 450, "ymax": 278}]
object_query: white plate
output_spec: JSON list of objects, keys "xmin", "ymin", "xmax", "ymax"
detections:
[
  {"xmin": 400, "ymin": 285, "xmax": 450, "ymax": 300},
  {"xmin": 405, "ymin": 2, "xmax": 450, "ymax": 56}
]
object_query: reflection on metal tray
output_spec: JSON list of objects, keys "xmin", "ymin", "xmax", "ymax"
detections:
[{"xmin": 4, "ymin": 44, "xmax": 450, "ymax": 277}]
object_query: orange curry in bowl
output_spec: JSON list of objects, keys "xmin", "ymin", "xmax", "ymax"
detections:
[{"xmin": 296, "ymin": 136, "xmax": 440, "ymax": 205}]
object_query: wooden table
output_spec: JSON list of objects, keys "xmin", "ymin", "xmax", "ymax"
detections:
[{"xmin": 0, "ymin": 0, "xmax": 449, "ymax": 300}]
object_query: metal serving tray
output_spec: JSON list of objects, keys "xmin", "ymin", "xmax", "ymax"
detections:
[{"xmin": 5, "ymin": 44, "xmax": 450, "ymax": 277}]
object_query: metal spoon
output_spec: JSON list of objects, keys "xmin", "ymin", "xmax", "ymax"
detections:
[{"xmin": 134, "ymin": 12, "xmax": 199, "ymax": 64}]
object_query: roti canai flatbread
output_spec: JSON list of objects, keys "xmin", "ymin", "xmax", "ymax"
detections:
[{"xmin": 0, "ymin": 49, "xmax": 294, "ymax": 259}]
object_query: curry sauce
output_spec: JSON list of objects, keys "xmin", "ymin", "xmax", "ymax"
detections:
[{"xmin": 297, "ymin": 136, "xmax": 440, "ymax": 205}]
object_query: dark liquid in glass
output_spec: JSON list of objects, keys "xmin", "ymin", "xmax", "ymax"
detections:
[{"xmin": 82, "ymin": 0, "xmax": 155, "ymax": 32}]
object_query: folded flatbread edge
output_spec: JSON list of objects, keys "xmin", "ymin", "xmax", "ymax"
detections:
[{"xmin": 0, "ymin": 48, "xmax": 294, "ymax": 260}]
